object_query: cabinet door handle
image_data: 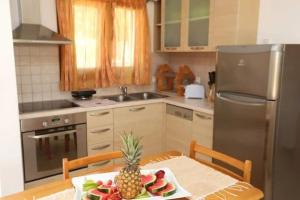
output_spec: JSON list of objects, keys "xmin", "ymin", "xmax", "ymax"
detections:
[
  {"xmin": 190, "ymin": 46, "xmax": 205, "ymax": 50},
  {"xmin": 165, "ymin": 47, "xmax": 178, "ymax": 50},
  {"xmin": 91, "ymin": 144, "xmax": 111, "ymax": 151},
  {"xmin": 92, "ymin": 160, "xmax": 111, "ymax": 167},
  {"xmin": 89, "ymin": 111, "xmax": 110, "ymax": 116},
  {"xmin": 129, "ymin": 107, "xmax": 146, "ymax": 112},
  {"xmin": 195, "ymin": 113, "xmax": 212, "ymax": 120},
  {"xmin": 90, "ymin": 128, "xmax": 111, "ymax": 134}
]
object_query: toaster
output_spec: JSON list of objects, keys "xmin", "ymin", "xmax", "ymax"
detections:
[{"xmin": 184, "ymin": 84, "xmax": 205, "ymax": 99}]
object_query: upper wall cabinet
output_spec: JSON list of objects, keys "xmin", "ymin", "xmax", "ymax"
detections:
[
  {"xmin": 155, "ymin": 0, "xmax": 259, "ymax": 52},
  {"xmin": 212, "ymin": 0, "xmax": 260, "ymax": 48},
  {"xmin": 161, "ymin": 0, "xmax": 214, "ymax": 52}
]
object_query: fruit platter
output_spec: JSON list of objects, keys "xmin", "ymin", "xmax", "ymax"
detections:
[
  {"xmin": 72, "ymin": 133, "xmax": 191, "ymax": 200},
  {"xmin": 72, "ymin": 168, "xmax": 191, "ymax": 200}
]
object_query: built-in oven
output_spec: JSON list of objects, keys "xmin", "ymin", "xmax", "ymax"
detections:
[{"xmin": 20, "ymin": 112, "xmax": 87, "ymax": 183}]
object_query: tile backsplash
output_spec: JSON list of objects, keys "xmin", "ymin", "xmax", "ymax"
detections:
[
  {"xmin": 14, "ymin": 45, "xmax": 70, "ymax": 103},
  {"xmin": 168, "ymin": 52, "xmax": 217, "ymax": 95},
  {"xmin": 14, "ymin": 45, "xmax": 166, "ymax": 103},
  {"xmin": 14, "ymin": 44, "xmax": 215, "ymax": 103}
]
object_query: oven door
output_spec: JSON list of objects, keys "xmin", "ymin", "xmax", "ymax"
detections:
[{"xmin": 22, "ymin": 124, "xmax": 87, "ymax": 182}]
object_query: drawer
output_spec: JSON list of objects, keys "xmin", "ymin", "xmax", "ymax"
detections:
[
  {"xmin": 88, "ymin": 142, "xmax": 113, "ymax": 155},
  {"xmin": 88, "ymin": 143, "xmax": 113, "ymax": 168},
  {"xmin": 87, "ymin": 109, "xmax": 113, "ymax": 129},
  {"xmin": 87, "ymin": 125, "xmax": 113, "ymax": 145}
]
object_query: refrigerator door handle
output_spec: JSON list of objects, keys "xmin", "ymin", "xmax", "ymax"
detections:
[{"xmin": 216, "ymin": 92, "xmax": 266, "ymax": 106}]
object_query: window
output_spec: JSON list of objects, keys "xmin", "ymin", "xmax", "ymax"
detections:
[
  {"xmin": 74, "ymin": 5, "xmax": 99, "ymax": 69},
  {"xmin": 57, "ymin": 0, "xmax": 150, "ymax": 90},
  {"xmin": 112, "ymin": 7, "xmax": 135, "ymax": 68}
]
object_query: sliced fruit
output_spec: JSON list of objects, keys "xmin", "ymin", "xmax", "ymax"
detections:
[
  {"xmin": 147, "ymin": 179, "xmax": 168, "ymax": 194},
  {"xmin": 97, "ymin": 185, "xmax": 112, "ymax": 194},
  {"xmin": 136, "ymin": 187, "xmax": 150, "ymax": 199},
  {"xmin": 141, "ymin": 174, "xmax": 157, "ymax": 188},
  {"xmin": 83, "ymin": 180, "xmax": 98, "ymax": 192},
  {"xmin": 155, "ymin": 170, "xmax": 165, "ymax": 179},
  {"xmin": 96, "ymin": 180, "xmax": 103, "ymax": 186},
  {"xmin": 106, "ymin": 179, "xmax": 113, "ymax": 186},
  {"xmin": 87, "ymin": 189, "xmax": 109, "ymax": 200},
  {"xmin": 157, "ymin": 183, "xmax": 176, "ymax": 197}
]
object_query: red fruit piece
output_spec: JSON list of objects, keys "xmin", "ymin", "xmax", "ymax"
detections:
[
  {"xmin": 106, "ymin": 179, "xmax": 113, "ymax": 186},
  {"xmin": 97, "ymin": 180, "xmax": 103, "ymax": 186},
  {"xmin": 155, "ymin": 170, "xmax": 165, "ymax": 179}
]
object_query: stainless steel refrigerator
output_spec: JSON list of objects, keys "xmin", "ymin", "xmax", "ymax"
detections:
[{"xmin": 213, "ymin": 44, "xmax": 300, "ymax": 200}]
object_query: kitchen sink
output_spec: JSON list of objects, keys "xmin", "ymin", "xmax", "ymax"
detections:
[
  {"xmin": 129, "ymin": 92, "xmax": 168, "ymax": 100},
  {"xmin": 105, "ymin": 92, "xmax": 168, "ymax": 102},
  {"xmin": 106, "ymin": 95, "xmax": 137, "ymax": 102}
]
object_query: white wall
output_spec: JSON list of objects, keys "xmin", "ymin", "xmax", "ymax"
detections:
[
  {"xmin": 0, "ymin": 0, "xmax": 24, "ymax": 197},
  {"xmin": 9, "ymin": 0, "xmax": 20, "ymax": 29},
  {"xmin": 257, "ymin": 0, "xmax": 300, "ymax": 44}
]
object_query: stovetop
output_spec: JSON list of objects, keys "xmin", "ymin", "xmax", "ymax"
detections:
[{"xmin": 19, "ymin": 100, "xmax": 79, "ymax": 114}]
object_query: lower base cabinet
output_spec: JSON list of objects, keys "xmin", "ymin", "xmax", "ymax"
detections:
[
  {"xmin": 86, "ymin": 110, "xmax": 114, "ymax": 168},
  {"xmin": 192, "ymin": 111, "xmax": 213, "ymax": 161},
  {"xmin": 113, "ymin": 103, "xmax": 164, "ymax": 162}
]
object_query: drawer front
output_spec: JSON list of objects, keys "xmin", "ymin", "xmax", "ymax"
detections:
[
  {"xmin": 88, "ymin": 143, "xmax": 113, "ymax": 168},
  {"xmin": 114, "ymin": 103, "xmax": 163, "ymax": 126},
  {"xmin": 87, "ymin": 109, "xmax": 113, "ymax": 129},
  {"xmin": 87, "ymin": 125, "xmax": 113, "ymax": 145}
]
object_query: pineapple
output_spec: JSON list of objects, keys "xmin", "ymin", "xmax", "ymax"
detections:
[{"xmin": 115, "ymin": 133, "xmax": 143, "ymax": 199}]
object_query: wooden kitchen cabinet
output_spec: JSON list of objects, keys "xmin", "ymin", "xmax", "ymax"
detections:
[
  {"xmin": 86, "ymin": 109, "xmax": 114, "ymax": 168},
  {"xmin": 161, "ymin": 0, "xmax": 214, "ymax": 52},
  {"xmin": 192, "ymin": 111, "xmax": 213, "ymax": 161},
  {"xmin": 156, "ymin": 0, "xmax": 259, "ymax": 52},
  {"xmin": 113, "ymin": 103, "xmax": 165, "ymax": 157},
  {"xmin": 165, "ymin": 104, "xmax": 193, "ymax": 155},
  {"xmin": 211, "ymin": 0, "xmax": 259, "ymax": 48}
]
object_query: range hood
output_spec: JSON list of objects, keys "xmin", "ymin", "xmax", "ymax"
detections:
[{"xmin": 12, "ymin": 0, "xmax": 71, "ymax": 45}]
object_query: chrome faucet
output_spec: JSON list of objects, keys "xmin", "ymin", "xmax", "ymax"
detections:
[{"xmin": 120, "ymin": 86, "xmax": 128, "ymax": 96}]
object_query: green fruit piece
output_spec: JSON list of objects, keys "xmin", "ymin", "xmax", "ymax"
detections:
[{"xmin": 83, "ymin": 180, "xmax": 98, "ymax": 192}]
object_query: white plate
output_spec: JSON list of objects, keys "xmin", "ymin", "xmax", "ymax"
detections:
[{"xmin": 72, "ymin": 167, "xmax": 192, "ymax": 200}]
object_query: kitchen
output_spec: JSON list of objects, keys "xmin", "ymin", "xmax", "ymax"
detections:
[{"xmin": 1, "ymin": 0, "xmax": 300, "ymax": 200}]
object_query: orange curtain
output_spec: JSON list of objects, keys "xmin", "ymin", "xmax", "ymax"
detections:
[
  {"xmin": 112, "ymin": 0, "xmax": 151, "ymax": 85},
  {"xmin": 56, "ymin": 0, "xmax": 150, "ymax": 91}
]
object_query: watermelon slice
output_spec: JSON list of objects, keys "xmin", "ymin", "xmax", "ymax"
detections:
[
  {"xmin": 147, "ymin": 179, "xmax": 168, "ymax": 194},
  {"xmin": 157, "ymin": 183, "xmax": 176, "ymax": 197},
  {"xmin": 87, "ymin": 189, "xmax": 109, "ymax": 200},
  {"xmin": 97, "ymin": 185, "xmax": 112, "ymax": 194},
  {"xmin": 141, "ymin": 174, "xmax": 157, "ymax": 188}
]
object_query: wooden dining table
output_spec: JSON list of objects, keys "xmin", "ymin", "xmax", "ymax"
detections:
[{"xmin": 1, "ymin": 151, "xmax": 263, "ymax": 200}]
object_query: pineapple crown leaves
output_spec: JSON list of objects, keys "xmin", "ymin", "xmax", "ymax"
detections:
[{"xmin": 120, "ymin": 132, "xmax": 143, "ymax": 168}]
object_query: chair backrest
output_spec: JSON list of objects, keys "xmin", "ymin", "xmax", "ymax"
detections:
[
  {"xmin": 63, "ymin": 151, "xmax": 123, "ymax": 180},
  {"xmin": 189, "ymin": 140, "xmax": 252, "ymax": 183}
]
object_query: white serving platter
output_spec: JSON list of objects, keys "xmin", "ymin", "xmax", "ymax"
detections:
[{"xmin": 72, "ymin": 167, "xmax": 192, "ymax": 200}]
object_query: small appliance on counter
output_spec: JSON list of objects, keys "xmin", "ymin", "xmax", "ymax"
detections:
[
  {"xmin": 71, "ymin": 90, "xmax": 96, "ymax": 100},
  {"xmin": 184, "ymin": 84, "xmax": 205, "ymax": 99}
]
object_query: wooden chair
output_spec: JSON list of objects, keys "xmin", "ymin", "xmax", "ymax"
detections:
[
  {"xmin": 62, "ymin": 151, "xmax": 123, "ymax": 180},
  {"xmin": 189, "ymin": 140, "xmax": 252, "ymax": 183}
]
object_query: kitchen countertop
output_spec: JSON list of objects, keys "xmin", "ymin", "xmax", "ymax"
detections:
[{"xmin": 19, "ymin": 92, "xmax": 214, "ymax": 120}]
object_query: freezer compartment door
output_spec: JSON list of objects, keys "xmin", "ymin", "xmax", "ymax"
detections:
[
  {"xmin": 216, "ymin": 45, "xmax": 283, "ymax": 100},
  {"xmin": 213, "ymin": 92, "xmax": 272, "ymax": 190}
]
